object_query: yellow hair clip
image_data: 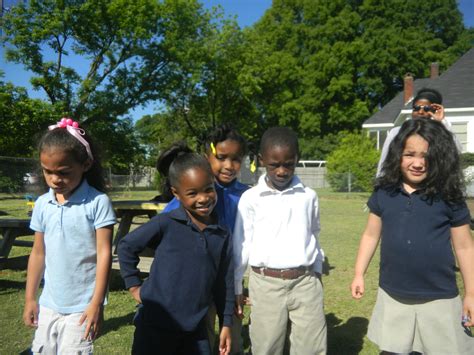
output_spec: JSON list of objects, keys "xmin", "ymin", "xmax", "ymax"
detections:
[
  {"xmin": 250, "ymin": 159, "xmax": 257, "ymax": 173},
  {"xmin": 210, "ymin": 142, "xmax": 217, "ymax": 156}
]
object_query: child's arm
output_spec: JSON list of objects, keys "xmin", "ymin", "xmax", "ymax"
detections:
[
  {"xmin": 218, "ymin": 326, "xmax": 232, "ymax": 355},
  {"xmin": 232, "ymin": 196, "xmax": 253, "ymax": 318},
  {"xmin": 351, "ymin": 212, "xmax": 382, "ymax": 299},
  {"xmin": 214, "ymin": 233, "xmax": 235, "ymax": 331},
  {"xmin": 451, "ymin": 224, "xmax": 474, "ymax": 327},
  {"xmin": 23, "ymin": 232, "xmax": 45, "ymax": 327},
  {"xmin": 118, "ymin": 218, "xmax": 163, "ymax": 299},
  {"xmin": 311, "ymin": 194, "xmax": 323, "ymax": 277},
  {"xmin": 79, "ymin": 225, "xmax": 113, "ymax": 340}
]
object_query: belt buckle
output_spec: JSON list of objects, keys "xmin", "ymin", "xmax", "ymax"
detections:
[{"xmin": 280, "ymin": 268, "xmax": 290, "ymax": 280}]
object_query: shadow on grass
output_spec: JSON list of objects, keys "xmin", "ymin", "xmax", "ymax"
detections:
[
  {"xmin": 326, "ymin": 313, "xmax": 368, "ymax": 355},
  {"xmin": 0, "ymin": 278, "xmax": 25, "ymax": 293},
  {"xmin": 100, "ymin": 310, "xmax": 136, "ymax": 337}
]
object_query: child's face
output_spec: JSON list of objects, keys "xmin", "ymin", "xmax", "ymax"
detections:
[
  {"xmin": 260, "ymin": 145, "xmax": 297, "ymax": 191},
  {"xmin": 401, "ymin": 134, "xmax": 428, "ymax": 192},
  {"xmin": 40, "ymin": 147, "xmax": 91, "ymax": 202},
  {"xmin": 207, "ymin": 139, "xmax": 243, "ymax": 186},
  {"xmin": 412, "ymin": 99, "xmax": 434, "ymax": 119},
  {"xmin": 171, "ymin": 167, "xmax": 217, "ymax": 225}
]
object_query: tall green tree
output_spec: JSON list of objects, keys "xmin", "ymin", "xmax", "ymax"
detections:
[
  {"xmin": 240, "ymin": 0, "xmax": 473, "ymax": 158},
  {"xmin": 0, "ymin": 75, "xmax": 58, "ymax": 157},
  {"xmin": 1, "ymin": 0, "xmax": 217, "ymax": 170}
]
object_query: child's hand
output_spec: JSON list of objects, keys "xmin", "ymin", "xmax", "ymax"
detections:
[
  {"xmin": 129, "ymin": 285, "xmax": 142, "ymax": 304},
  {"xmin": 429, "ymin": 103, "xmax": 445, "ymax": 121},
  {"xmin": 234, "ymin": 294, "xmax": 244, "ymax": 319},
  {"xmin": 218, "ymin": 326, "xmax": 232, "ymax": 355},
  {"xmin": 462, "ymin": 294, "xmax": 474, "ymax": 327},
  {"xmin": 79, "ymin": 302, "xmax": 103, "ymax": 340},
  {"xmin": 350, "ymin": 276, "xmax": 365, "ymax": 299},
  {"xmin": 23, "ymin": 300, "xmax": 39, "ymax": 327}
]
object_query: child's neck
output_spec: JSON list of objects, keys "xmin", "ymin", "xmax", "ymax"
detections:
[{"xmin": 402, "ymin": 181, "xmax": 419, "ymax": 194}]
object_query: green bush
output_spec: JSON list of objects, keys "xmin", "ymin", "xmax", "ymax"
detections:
[
  {"xmin": 460, "ymin": 153, "xmax": 474, "ymax": 169},
  {"xmin": 326, "ymin": 133, "xmax": 380, "ymax": 192}
]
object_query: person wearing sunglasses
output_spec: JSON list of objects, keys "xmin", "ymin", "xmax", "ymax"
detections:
[{"xmin": 376, "ymin": 88, "xmax": 462, "ymax": 176}]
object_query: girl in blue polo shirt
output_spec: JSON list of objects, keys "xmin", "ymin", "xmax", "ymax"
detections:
[
  {"xmin": 351, "ymin": 118, "xmax": 474, "ymax": 354},
  {"xmin": 23, "ymin": 118, "xmax": 116, "ymax": 354},
  {"xmin": 118, "ymin": 150, "xmax": 234, "ymax": 355}
]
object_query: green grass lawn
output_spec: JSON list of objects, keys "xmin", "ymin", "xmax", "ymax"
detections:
[{"xmin": 0, "ymin": 189, "xmax": 468, "ymax": 354}]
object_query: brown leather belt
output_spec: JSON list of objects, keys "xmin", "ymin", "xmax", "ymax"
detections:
[{"xmin": 251, "ymin": 266, "xmax": 311, "ymax": 280}]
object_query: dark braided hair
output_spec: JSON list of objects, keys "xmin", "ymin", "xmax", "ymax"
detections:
[{"xmin": 205, "ymin": 123, "xmax": 247, "ymax": 157}]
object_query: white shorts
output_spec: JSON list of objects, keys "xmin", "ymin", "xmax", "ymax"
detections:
[
  {"xmin": 368, "ymin": 288, "xmax": 474, "ymax": 354},
  {"xmin": 31, "ymin": 305, "xmax": 93, "ymax": 355}
]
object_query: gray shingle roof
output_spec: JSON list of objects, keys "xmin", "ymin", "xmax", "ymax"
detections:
[{"xmin": 363, "ymin": 47, "xmax": 474, "ymax": 126}]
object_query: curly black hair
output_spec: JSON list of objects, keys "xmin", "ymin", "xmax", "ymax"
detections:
[
  {"xmin": 377, "ymin": 119, "xmax": 464, "ymax": 204},
  {"xmin": 205, "ymin": 123, "xmax": 247, "ymax": 157}
]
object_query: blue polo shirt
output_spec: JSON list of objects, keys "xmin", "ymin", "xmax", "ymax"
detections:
[
  {"xmin": 162, "ymin": 179, "xmax": 249, "ymax": 232},
  {"xmin": 368, "ymin": 186, "xmax": 471, "ymax": 300},
  {"xmin": 118, "ymin": 205, "xmax": 234, "ymax": 332},
  {"xmin": 30, "ymin": 180, "xmax": 116, "ymax": 313}
]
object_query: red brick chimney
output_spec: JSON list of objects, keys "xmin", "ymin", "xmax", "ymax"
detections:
[
  {"xmin": 430, "ymin": 62, "xmax": 439, "ymax": 79},
  {"xmin": 403, "ymin": 73, "xmax": 414, "ymax": 104}
]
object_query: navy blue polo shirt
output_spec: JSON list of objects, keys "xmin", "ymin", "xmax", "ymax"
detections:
[
  {"xmin": 368, "ymin": 187, "xmax": 471, "ymax": 300},
  {"xmin": 118, "ymin": 205, "xmax": 234, "ymax": 332}
]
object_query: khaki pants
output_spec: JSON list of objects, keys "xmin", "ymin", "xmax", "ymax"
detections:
[
  {"xmin": 249, "ymin": 270, "xmax": 327, "ymax": 355},
  {"xmin": 207, "ymin": 304, "xmax": 243, "ymax": 354}
]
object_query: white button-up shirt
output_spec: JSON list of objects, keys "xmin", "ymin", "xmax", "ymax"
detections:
[{"xmin": 233, "ymin": 174, "xmax": 324, "ymax": 294}]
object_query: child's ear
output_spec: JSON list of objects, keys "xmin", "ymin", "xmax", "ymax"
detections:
[
  {"xmin": 171, "ymin": 186, "xmax": 180, "ymax": 201},
  {"xmin": 258, "ymin": 153, "xmax": 264, "ymax": 166},
  {"xmin": 83, "ymin": 159, "xmax": 93, "ymax": 172}
]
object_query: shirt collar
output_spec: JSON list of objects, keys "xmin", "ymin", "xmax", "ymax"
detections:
[
  {"xmin": 257, "ymin": 174, "xmax": 305, "ymax": 195},
  {"xmin": 169, "ymin": 204, "xmax": 227, "ymax": 233},
  {"xmin": 215, "ymin": 179, "xmax": 248, "ymax": 193},
  {"xmin": 47, "ymin": 179, "xmax": 90, "ymax": 205}
]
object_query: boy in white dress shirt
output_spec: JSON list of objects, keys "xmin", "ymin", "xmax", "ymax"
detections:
[{"xmin": 233, "ymin": 127, "xmax": 326, "ymax": 354}]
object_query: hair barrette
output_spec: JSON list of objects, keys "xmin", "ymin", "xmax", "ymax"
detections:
[
  {"xmin": 48, "ymin": 118, "xmax": 94, "ymax": 161},
  {"xmin": 210, "ymin": 142, "xmax": 217, "ymax": 156},
  {"xmin": 250, "ymin": 159, "xmax": 257, "ymax": 173}
]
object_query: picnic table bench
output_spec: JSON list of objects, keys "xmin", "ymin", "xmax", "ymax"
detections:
[
  {"xmin": 0, "ymin": 218, "xmax": 34, "ymax": 263},
  {"xmin": 111, "ymin": 200, "xmax": 167, "ymax": 272}
]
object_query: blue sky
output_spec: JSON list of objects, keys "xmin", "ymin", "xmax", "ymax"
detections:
[{"xmin": 1, "ymin": 0, "xmax": 473, "ymax": 121}]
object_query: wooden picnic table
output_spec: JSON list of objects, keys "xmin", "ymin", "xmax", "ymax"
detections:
[
  {"xmin": 111, "ymin": 200, "xmax": 167, "ymax": 272},
  {"xmin": 0, "ymin": 218, "xmax": 34, "ymax": 262},
  {"xmin": 112, "ymin": 200, "xmax": 167, "ymax": 250}
]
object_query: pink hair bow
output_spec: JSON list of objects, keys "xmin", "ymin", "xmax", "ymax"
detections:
[{"xmin": 48, "ymin": 118, "xmax": 94, "ymax": 161}]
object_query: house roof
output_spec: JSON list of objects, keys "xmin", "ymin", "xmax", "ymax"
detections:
[{"xmin": 363, "ymin": 47, "xmax": 474, "ymax": 126}]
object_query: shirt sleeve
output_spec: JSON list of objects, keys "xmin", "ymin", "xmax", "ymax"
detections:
[
  {"xmin": 30, "ymin": 195, "xmax": 46, "ymax": 232},
  {"xmin": 311, "ymin": 193, "xmax": 324, "ymax": 274},
  {"xmin": 377, "ymin": 127, "xmax": 399, "ymax": 177},
  {"xmin": 118, "ymin": 217, "xmax": 163, "ymax": 289},
  {"xmin": 161, "ymin": 197, "xmax": 180, "ymax": 213},
  {"xmin": 448, "ymin": 201, "xmax": 471, "ymax": 227},
  {"xmin": 213, "ymin": 231, "xmax": 235, "ymax": 328},
  {"xmin": 367, "ymin": 191, "xmax": 381, "ymax": 217},
  {"xmin": 232, "ymin": 192, "xmax": 254, "ymax": 294},
  {"xmin": 93, "ymin": 194, "xmax": 116, "ymax": 229}
]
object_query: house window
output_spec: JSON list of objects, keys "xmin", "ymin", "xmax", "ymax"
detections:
[
  {"xmin": 451, "ymin": 122, "xmax": 467, "ymax": 152},
  {"xmin": 368, "ymin": 130, "xmax": 388, "ymax": 150}
]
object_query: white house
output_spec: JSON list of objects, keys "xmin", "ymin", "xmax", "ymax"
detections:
[{"xmin": 363, "ymin": 47, "xmax": 474, "ymax": 153}]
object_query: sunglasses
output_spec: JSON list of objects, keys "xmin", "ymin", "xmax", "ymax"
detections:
[{"xmin": 412, "ymin": 105, "xmax": 436, "ymax": 113}]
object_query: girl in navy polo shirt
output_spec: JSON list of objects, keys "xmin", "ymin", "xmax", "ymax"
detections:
[
  {"xmin": 159, "ymin": 124, "xmax": 250, "ymax": 353},
  {"xmin": 118, "ymin": 150, "xmax": 234, "ymax": 355},
  {"xmin": 351, "ymin": 118, "xmax": 474, "ymax": 354}
]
